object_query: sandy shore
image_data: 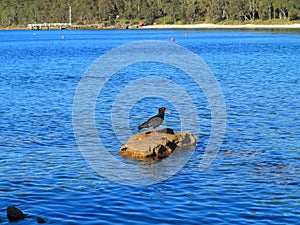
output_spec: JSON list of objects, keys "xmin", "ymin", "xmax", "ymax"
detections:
[
  {"xmin": 1, "ymin": 23, "xmax": 300, "ymax": 30},
  {"xmin": 142, "ymin": 23, "xmax": 300, "ymax": 29}
]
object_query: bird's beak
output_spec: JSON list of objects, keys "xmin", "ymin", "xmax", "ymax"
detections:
[{"xmin": 165, "ymin": 109, "xmax": 170, "ymax": 115}]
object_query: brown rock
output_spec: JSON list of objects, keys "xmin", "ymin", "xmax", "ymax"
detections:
[
  {"xmin": 120, "ymin": 128, "xmax": 197, "ymax": 160},
  {"xmin": 175, "ymin": 131, "xmax": 198, "ymax": 148}
]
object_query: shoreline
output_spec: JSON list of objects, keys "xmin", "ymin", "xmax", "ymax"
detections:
[
  {"xmin": 1, "ymin": 23, "xmax": 300, "ymax": 31},
  {"xmin": 142, "ymin": 23, "xmax": 300, "ymax": 29}
]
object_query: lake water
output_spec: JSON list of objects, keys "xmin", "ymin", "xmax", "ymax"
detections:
[{"xmin": 0, "ymin": 29, "xmax": 299, "ymax": 224}]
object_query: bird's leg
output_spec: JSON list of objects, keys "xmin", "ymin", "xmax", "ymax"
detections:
[{"xmin": 152, "ymin": 128, "xmax": 157, "ymax": 135}]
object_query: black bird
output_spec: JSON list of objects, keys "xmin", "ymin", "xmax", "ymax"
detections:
[{"xmin": 138, "ymin": 107, "xmax": 170, "ymax": 130}]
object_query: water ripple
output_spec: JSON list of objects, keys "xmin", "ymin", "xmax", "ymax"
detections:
[{"xmin": 0, "ymin": 30, "xmax": 299, "ymax": 224}]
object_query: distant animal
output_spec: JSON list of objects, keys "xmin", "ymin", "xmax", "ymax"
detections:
[{"xmin": 138, "ymin": 107, "xmax": 170, "ymax": 130}]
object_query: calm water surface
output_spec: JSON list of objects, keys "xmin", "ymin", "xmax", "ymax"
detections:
[{"xmin": 0, "ymin": 29, "xmax": 299, "ymax": 224}]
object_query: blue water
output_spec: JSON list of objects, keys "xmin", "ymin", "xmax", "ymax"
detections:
[{"xmin": 0, "ymin": 29, "xmax": 299, "ymax": 224}]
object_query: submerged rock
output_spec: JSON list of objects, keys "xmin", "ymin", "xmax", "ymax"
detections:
[
  {"xmin": 120, "ymin": 128, "xmax": 197, "ymax": 160},
  {"xmin": 37, "ymin": 217, "xmax": 47, "ymax": 223},
  {"xmin": 6, "ymin": 206, "xmax": 27, "ymax": 222}
]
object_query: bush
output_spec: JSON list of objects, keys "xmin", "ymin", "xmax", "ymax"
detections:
[{"xmin": 289, "ymin": 9, "xmax": 300, "ymax": 20}]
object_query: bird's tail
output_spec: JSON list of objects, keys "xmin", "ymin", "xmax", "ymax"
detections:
[{"xmin": 138, "ymin": 122, "xmax": 147, "ymax": 130}]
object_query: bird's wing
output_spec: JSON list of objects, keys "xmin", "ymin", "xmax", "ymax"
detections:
[
  {"xmin": 147, "ymin": 116, "xmax": 163, "ymax": 128},
  {"xmin": 138, "ymin": 115, "xmax": 163, "ymax": 130}
]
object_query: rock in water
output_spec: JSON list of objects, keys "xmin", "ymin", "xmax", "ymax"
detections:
[
  {"xmin": 6, "ymin": 206, "xmax": 27, "ymax": 222},
  {"xmin": 37, "ymin": 217, "xmax": 47, "ymax": 223},
  {"xmin": 120, "ymin": 128, "xmax": 197, "ymax": 160}
]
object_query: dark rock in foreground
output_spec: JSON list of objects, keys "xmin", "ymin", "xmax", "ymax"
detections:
[
  {"xmin": 120, "ymin": 128, "xmax": 197, "ymax": 160},
  {"xmin": 37, "ymin": 217, "xmax": 47, "ymax": 223},
  {"xmin": 6, "ymin": 206, "xmax": 27, "ymax": 222}
]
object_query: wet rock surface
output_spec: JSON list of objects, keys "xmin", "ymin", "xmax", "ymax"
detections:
[
  {"xmin": 3, "ymin": 206, "xmax": 47, "ymax": 223},
  {"xmin": 37, "ymin": 217, "xmax": 47, "ymax": 223},
  {"xmin": 6, "ymin": 206, "xmax": 27, "ymax": 222}
]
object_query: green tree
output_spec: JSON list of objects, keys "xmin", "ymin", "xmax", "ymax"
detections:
[
  {"xmin": 259, "ymin": 0, "xmax": 274, "ymax": 20},
  {"xmin": 0, "ymin": 0, "xmax": 300, "ymax": 27}
]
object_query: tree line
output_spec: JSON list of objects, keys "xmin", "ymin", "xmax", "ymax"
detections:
[{"xmin": 0, "ymin": 0, "xmax": 300, "ymax": 27}]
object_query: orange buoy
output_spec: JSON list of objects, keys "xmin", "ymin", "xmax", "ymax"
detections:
[{"xmin": 170, "ymin": 37, "xmax": 175, "ymax": 42}]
